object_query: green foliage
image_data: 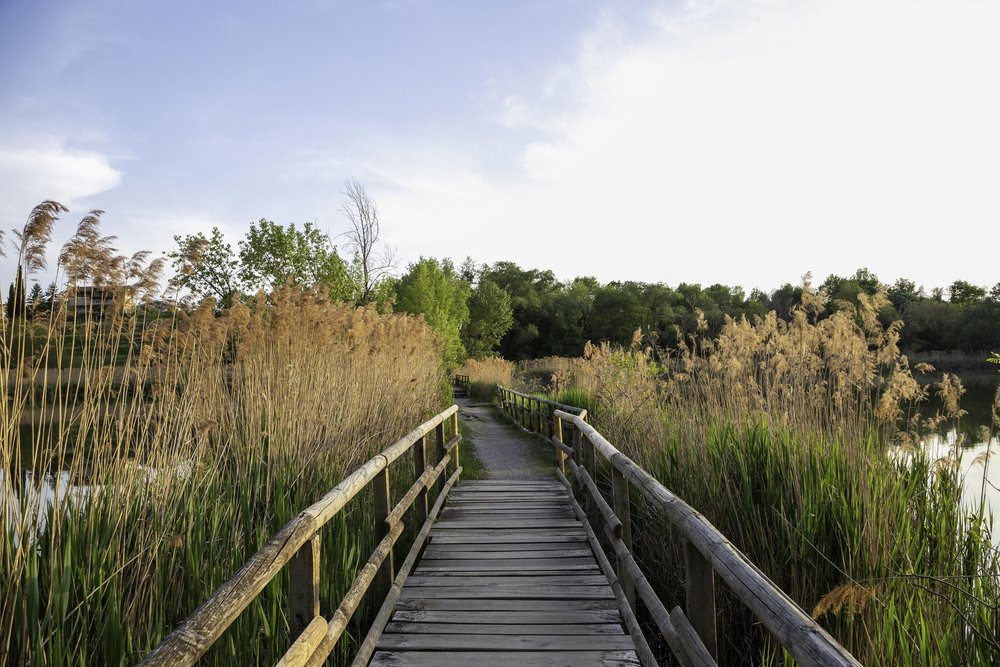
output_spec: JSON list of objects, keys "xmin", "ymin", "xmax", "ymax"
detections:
[
  {"xmin": 167, "ymin": 227, "xmax": 241, "ymax": 306},
  {"xmin": 462, "ymin": 280, "xmax": 513, "ymax": 359},
  {"xmin": 395, "ymin": 258, "xmax": 470, "ymax": 367},
  {"xmin": 6, "ymin": 266, "xmax": 26, "ymax": 320},
  {"xmin": 238, "ymin": 219, "xmax": 351, "ymax": 300}
]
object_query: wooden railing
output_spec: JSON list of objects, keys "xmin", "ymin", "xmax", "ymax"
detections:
[
  {"xmin": 498, "ymin": 386, "xmax": 860, "ymax": 667},
  {"xmin": 142, "ymin": 406, "xmax": 462, "ymax": 667},
  {"xmin": 453, "ymin": 373, "xmax": 470, "ymax": 393}
]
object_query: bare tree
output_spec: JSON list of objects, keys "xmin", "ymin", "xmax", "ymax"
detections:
[{"xmin": 339, "ymin": 177, "xmax": 396, "ymax": 304}]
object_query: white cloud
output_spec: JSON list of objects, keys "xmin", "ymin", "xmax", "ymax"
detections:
[
  {"xmin": 373, "ymin": 0, "xmax": 1000, "ymax": 290},
  {"xmin": 0, "ymin": 137, "xmax": 122, "ymax": 216}
]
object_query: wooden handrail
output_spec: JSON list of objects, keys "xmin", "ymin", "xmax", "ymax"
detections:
[
  {"xmin": 142, "ymin": 405, "xmax": 461, "ymax": 667},
  {"xmin": 496, "ymin": 385, "xmax": 859, "ymax": 667}
]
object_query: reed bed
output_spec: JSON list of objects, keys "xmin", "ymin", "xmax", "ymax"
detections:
[
  {"xmin": 1, "ymin": 286, "xmax": 447, "ymax": 665},
  {"xmin": 562, "ymin": 294, "xmax": 1000, "ymax": 664},
  {"xmin": 454, "ymin": 356, "xmax": 515, "ymax": 401}
]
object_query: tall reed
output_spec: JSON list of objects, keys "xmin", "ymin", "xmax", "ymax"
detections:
[
  {"xmin": 574, "ymin": 292, "xmax": 1000, "ymax": 664},
  {"xmin": 1, "ymin": 285, "xmax": 446, "ymax": 665}
]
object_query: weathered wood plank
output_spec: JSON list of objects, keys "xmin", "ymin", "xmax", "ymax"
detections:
[
  {"xmin": 397, "ymin": 585, "xmax": 615, "ymax": 599},
  {"xmin": 415, "ymin": 557, "xmax": 599, "ymax": 572},
  {"xmin": 434, "ymin": 519, "xmax": 581, "ymax": 529},
  {"xmin": 423, "ymin": 541, "xmax": 589, "ymax": 552},
  {"xmin": 393, "ymin": 598, "xmax": 620, "ymax": 611},
  {"xmin": 430, "ymin": 532, "xmax": 587, "ymax": 544},
  {"xmin": 375, "ymin": 634, "xmax": 636, "ymax": 651},
  {"xmin": 411, "ymin": 568, "xmax": 604, "ymax": 577},
  {"xmin": 421, "ymin": 549, "xmax": 593, "ymax": 560},
  {"xmin": 369, "ymin": 650, "xmax": 641, "ymax": 667},
  {"xmin": 404, "ymin": 575, "xmax": 610, "ymax": 587},
  {"xmin": 390, "ymin": 609, "xmax": 624, "ymax": 624},
  {"xmin": 383, "ymin": 621, "xmax": 625, "ymax": 635}
]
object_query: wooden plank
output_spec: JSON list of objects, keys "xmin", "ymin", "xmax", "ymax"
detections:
[
  {"xmin": 404, "ymin": 575, "xmax": 610, "ymax": 587},
  {"xmin": 415, "ymin": 557, "xmax": 598, "ymax": 572},
  {"xmin": 411, "ymin": 568, "xmax": 603, "ymax": 577},
  {"xmin": 397, "ymin": 585, "xmax": 615, "ymax": 599},
  {"xmin": 393, "ymin": 598, "xmax": 620, "ymax": 611},
  {"xmin": 370, "ymin": 650, "xmax": 641, "ymax": 666},
  {"xmin": 383, "ymin": 621, "xmax": 625, "ymax": 635},
  {"xmin": 421, "ymin": 549, "xmax": 594, "ymax": 560},
  {"xmin": 423, "ymin": 541, "xmax": 590, "ymax": 552},
  {"xmin": 375, "ymin": 634, "xmax": 636, "ymax": 651},
  {"xmin": 434, "ymin": 519, "xmax": 581, "ymax": 529},
  {"xmin": 429, "ymin": 534, "xmax": 588, "ymax": 544},
  {"xmin": 390, "ymin": 610, "xmax": 624, "ymax": 624},
  {"xmin": 440, "ymin": 514, "xmax": 576, "ymax": 520}
]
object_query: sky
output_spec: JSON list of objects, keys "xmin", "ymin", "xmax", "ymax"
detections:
[{"xmin": 1, "ymin": 0, "xmax": 998, "ymax": 295}]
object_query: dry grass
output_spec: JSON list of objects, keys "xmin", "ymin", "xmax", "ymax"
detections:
[
  {"xmin": 1, "ymin": 285, "xmax": 446, "ymax": 665},
  {"xmin": 455, "ymin": 356, "xmax": 515, "ymax": 400},
  {"xmin": 549, "ymin": 286, "xmax": 1000, "ymax": 664}
]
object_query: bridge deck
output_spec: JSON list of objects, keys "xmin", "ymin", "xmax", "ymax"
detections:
[{"xmin": 370, "ymin": 479, "xmax": 640, "ymax": 666}]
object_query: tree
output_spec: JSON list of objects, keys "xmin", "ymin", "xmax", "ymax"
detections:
[
  {"xmin": 167, "ymin": 227, "xmax": 241, "ymax": 306},
  {"xmin": 6, "ymin": 266, "xmax": 26, "ymax": 320},
  {"xmin": 339, "ymin": 178, "xmax": 396, "ymax": 304},
  {"xmin": 27, "ymin": 282, "xmax": 43, "ymax": 314},
  {"xmin": 462, "ymin": 280, "xmax": 514, "ymax": 359},
  {"xmin": 948, "ymin": 280, "xmax": 987, "ymax": 306},
  {"xmin": 238, "ymin": 219, "xmax": 351, "ymax": 300},
  {"xmin": 395, "ymin": 258, "xmax": 470, "ymax": 367}
]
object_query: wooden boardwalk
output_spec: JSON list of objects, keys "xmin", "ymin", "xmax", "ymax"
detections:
[{"xmin": 370, "ymin": 479, "xmax": 641, "ymax": 666}]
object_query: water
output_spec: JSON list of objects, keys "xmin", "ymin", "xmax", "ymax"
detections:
[{"xmin": 918, "ymin": 377, "xmax": 999, "ymax": 542}]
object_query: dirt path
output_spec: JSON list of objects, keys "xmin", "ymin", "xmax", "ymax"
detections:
[{"xmin": 457, "ymin": 397, "xmax": 553, "ymax": 480}]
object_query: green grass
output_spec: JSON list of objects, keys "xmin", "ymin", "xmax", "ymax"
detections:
[{"xmin": 457, "ymin": 420, "xmax": 489, "ymax": 480}]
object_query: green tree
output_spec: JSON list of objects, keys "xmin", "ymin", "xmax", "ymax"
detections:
[
  {"xmin": 167, "ymin": 227, "xmax": 241, "ymax": 306},
  {"xmin": 395, "ymin": 258, "xmax": 470, "ymax": 367},
  {"xmin": 6, "ymin": 266, "xmax": 26, "ymax": 320},
  {"xmin": 238, "ymin": 219, "xmax": 351, "ymax": 300},
  {"xmin": 948, "ymin": 280, "xmax": 987, "ymax": 306},
  {"xmin": 462, "ymin": 280, "xmax": 514, "ymax": 359}
]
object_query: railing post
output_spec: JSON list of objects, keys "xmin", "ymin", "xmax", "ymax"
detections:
[
  {"xmin": 435, "ymin": 421, "xmax": 446, "ymax": 493},
  {"xmin": 571, "ymin": 423, "xmax": 583, "ymax": 496},
  {"xmin": 288, "ymin": 533, "xmax": 320, "ymax": 637},
  {"xmin": 611, "ymin": 468, "xmax": 635, "ymax": 610},
  {"xmin": 450, "ymin": 411, "xmax": 460, "ymax": 474},
  {"xmin": 686, "ymin": 541, "xmax": 718, "ymax": 661},
  {"xmin": 373, "ymin": 468, "xmax": 394, "ymax": 598},
  {"xmin": 583, "ymin": 434, "xmax": 597, "ymax": 526},
  {"xmin": 553, "ymin": 414, "xmax": 565, "ymax": 475},
  {"xmin": 413, "ymin": 435, "xmax": 427, "ymax": 525}
]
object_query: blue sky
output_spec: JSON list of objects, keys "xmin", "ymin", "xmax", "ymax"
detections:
[{"xmin": 2, "ymin": 0, "xmax": 998, "ymax": 295}]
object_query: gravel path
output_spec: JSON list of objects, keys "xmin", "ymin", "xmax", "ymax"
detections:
[{"xmin": 457, "ymin": 397, "xmax": 553, "ymax": 480}]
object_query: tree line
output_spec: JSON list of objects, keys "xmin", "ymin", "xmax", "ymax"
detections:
[{"xmin": 6, "ymin": 195, "xmax": 998, "ymax": 363}]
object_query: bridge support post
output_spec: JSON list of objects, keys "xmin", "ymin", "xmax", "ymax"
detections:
[
  {"xmin": 450, "ymin": 411, "xmax": 460, "ymax": 474},
  {"xmin": 373, "ymin": 468, "xmax": 394, "ymax": 599},
  {"xmin": 612, "ymin": 468, "xmax": 635, "ymax": 611},
  {"xmin": 685, "ymin": 541, "xmax": 718, "ymax": 661},
  {"xmin": 288, "ymin": 533, "xmax": 321, "ymax": 638},
  {"xmin": 553, "ymin": 415, "xmax": 566, "ymax": 476},
  {"xmin": 413, "ymin": 435, "xmax": 427, "ymax": 525},
  {"xmin": 435, "ymin": 422, "xmax": 446, "ymax": 494}
]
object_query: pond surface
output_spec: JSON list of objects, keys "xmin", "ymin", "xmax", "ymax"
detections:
[{"xmin": 918, "ymin": 377, "xmax": 999, "ymax": 542}]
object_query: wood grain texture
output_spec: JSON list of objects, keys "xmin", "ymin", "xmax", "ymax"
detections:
[{"xmin": 370, "ymin": 480, "xmax": 639, "ymax": 667}]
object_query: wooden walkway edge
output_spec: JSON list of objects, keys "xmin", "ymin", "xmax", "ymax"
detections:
[{"xmin": 370, "ymin": 479, "xmax": 641, "ymax": 666}]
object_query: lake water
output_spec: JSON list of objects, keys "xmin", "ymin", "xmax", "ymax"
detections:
[{"xmin": 919, "ymin": 377, "xmax": 999, "ymax": 541}]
